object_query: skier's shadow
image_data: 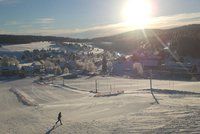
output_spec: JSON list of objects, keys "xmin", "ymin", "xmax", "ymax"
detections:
[{"xmin": 46, "ymin": 124, "xmax": 61, "ymax": 134}]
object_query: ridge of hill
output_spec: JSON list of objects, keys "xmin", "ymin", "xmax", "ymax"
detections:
[{"xmin": 92, "ymin": 24, "xmax": 200, "ymax": 58}]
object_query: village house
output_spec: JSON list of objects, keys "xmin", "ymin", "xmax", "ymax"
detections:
[{"xmin": 0, "ymin": 65, "xmax": 19, "ymax": 76}]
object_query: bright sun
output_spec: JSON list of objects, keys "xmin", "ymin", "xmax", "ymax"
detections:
[{"xmin": 122, "ymin": 0, "xmax": 152, "ymax": 28}]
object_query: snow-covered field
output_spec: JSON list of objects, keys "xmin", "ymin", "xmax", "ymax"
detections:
[
  {"xmin": 0, "ymin": 76, "xmax": 200, "ymax": 133},
  {"xmin": 0, "ymin": 41, "xmax": 104, "ymax": 58},
  {"xmin": 0, "ymin": 42, "xmax": 56, "ymax": 52}
]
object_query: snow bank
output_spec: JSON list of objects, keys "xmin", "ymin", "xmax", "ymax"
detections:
[
  {"xmin": 144, "ymin": 88, "xmax": 200, "ymax": 95},
  {"xmin": 9, "ymin": 88, "xmax": 38, "ymax": 106},
  {"xmin": 94, "ymin": 90, "xmax": 124, "ymax": 97}
]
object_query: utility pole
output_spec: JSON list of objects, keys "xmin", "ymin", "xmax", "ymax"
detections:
[
  {"xmin": 149, "ymin": 70, "xmax": 159, "ymax": 104},
  {"xmin": 95, "ymin": 79, "xmax": 98, "ymax": 93},
  {"xmin": 150, "ymin": 70, "xmax": 152, "ymax": 87}
]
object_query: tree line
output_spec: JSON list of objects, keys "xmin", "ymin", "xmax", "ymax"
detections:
[{"xmin": 0, "ymin": 35, "xmax": 89, "ymax": 45}]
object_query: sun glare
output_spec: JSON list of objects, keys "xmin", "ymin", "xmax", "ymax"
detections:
[{"xmin": 122, "ymin": 0, "xmax": 153, "ymax": 28}]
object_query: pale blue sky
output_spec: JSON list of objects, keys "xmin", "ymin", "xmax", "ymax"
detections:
[{"xmin": 0, "ymin": 0, "xmax": 200, "ymax": 38}]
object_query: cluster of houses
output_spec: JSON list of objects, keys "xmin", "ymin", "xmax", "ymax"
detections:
[
  {"xmin": 0, "ymin": 42, "xmax": 108, "ymax": 77},
  {"xmin": 1, "ymin": 42, "xmax": 200, "ymax": 80},
  {"xmin": 112, "ymin": 48, "xmax": 200, "ymax": 79}
]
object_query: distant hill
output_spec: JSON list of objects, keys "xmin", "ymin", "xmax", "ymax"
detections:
[
  {"xmin": 92, "ymin": 24, "xmax": 200, "ymax": 58},
  {"xmin": 1, "ymin": 24, "xmax": 200, "ymax": 58},
  {"xmin": 0, "ymin": 35, "xmax": 89, "ymax": 45}
]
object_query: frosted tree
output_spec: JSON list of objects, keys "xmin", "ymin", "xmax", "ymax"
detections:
[{"xmin": 102, "ymin": 54, "xmax": 107, "ymax": 74}]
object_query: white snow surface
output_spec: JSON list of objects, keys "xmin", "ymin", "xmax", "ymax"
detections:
[
  {"xmin": 1, "ymin": 41, "xmax": 56, "ymax": 52},
  {"xmin": 0, "ymin": 76, "xmax": 200, "ymax": 133}
]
